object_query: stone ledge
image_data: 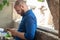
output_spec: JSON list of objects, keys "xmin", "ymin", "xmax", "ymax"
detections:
[{"xmin": 35, "ymin": 29, "xmax": 58, "ymax": 40}]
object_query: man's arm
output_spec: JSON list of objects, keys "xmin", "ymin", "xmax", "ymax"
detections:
[
  {"xmin": 7, "ymin": 16, "xmax": 36, "ymax": 40},
  {"xmin": 14, "ymin": 31, "xmax": 26, "ymax": 40},
  {"xmin": 7, "ymin": 28, "xmax": 26, "ymax": 40},
  {"xmin": 24, "ymin": 16, "xmax": 36, "ymax": 40}
]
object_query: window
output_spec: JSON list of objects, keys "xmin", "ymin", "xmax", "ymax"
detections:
[
  {"xmin": 26, "ymin": 0, "xmax": 54, "ymax": 29},
  {"xmin": 26, "ymin": 0, "xmax": 58, "ymax": 34}
]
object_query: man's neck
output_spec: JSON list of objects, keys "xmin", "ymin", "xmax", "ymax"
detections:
[
  {"xmin": 24, "ymin": 6, "xmax": 30, "ymax": 13},
  {"xmin": 24, "ymin": 9, "xmax": 28, "ymax": 13}
]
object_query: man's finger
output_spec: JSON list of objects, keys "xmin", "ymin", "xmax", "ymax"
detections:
[{"xmin": 6, "ymin": 28, "xmax": 11, "ymax": 31}]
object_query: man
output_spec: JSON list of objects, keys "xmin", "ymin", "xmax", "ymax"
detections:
[{"xmin": 7, "ymin": 0, "xmax": 37, "ymax": 40}]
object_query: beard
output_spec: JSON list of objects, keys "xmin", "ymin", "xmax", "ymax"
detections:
[
  {"xmin": 20, "ymin": 9, "xmax": 25, "ymax": 16},
  {"xmin": 17, "ymin": 9, "xmax": 25, "ymax": 16}
]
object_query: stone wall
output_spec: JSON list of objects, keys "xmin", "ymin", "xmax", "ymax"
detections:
[
  {"xmin": 0, "ymin": 3, "xmax": 13, "ymax": 28},
  {"xmin": 47, "ymin": 0, "xmax": 59, "ymax": 30},
  {"xmin": 35, "ymin": 29, "xmax": 58, "ymax": 40},
  {"xmin": 0, "ymin": 0, "xmax": 16, "ymax": 28}
]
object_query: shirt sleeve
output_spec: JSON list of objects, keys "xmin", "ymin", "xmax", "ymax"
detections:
[{"xmin": 24, "ymin": 16, "xmax": 36, "ymax": 40}]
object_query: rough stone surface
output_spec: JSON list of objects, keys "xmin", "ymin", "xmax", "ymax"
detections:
[
  {"xmin": 47, "ymin": 0, "xmax": 59, "ymax": 30},
  {"xmin": 0, "ymin": 3, "xmax": 13, "ymax": 28},
  {"xmin": 35, "ymin": 30, "xmax": 58, "ymax": 40}
]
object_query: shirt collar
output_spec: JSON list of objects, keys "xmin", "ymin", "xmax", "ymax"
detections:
[{"xmin": 23, "ymin": 9, "xmax": 32, "ymax": 17}]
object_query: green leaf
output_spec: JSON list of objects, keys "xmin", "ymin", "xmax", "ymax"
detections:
[
  {"xmin": 0, "ymin": 4, "xmax": 3, "ymax": 10},
  {"xmin": 5, "ymin": 33, "xmax": 11, "ymax": 37},
  {"xmin": 7, "ymin": 2, "xmax": 9, "ymax": 6},
  {"xmin": 0, "ymin": 0, "xmax": 9, "ymax": 11},
  {"xmin": 38, "ymin": 0, "xmax": 44, "ymax": 2},
  {"xmin": 3, "ymin": 0, "xmax": 7, "ymax": 5}
]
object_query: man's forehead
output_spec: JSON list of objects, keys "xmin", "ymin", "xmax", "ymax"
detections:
[{"xmin": 14, "ymin": 5, "xmax": 19, "ymax": 8}]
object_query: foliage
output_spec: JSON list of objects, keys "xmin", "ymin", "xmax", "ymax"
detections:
[
  {"xmin": 38, "ymin": 0, "xmax": 44, "ymax": 2},
  {"xmin": 0, "ymin": 0, "xmax": 9, "ymax": 10}
]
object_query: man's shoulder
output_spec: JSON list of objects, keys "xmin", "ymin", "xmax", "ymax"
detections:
[{"xmin": 26, "ymin": 14, "xmax": 36, "ymax": 19}]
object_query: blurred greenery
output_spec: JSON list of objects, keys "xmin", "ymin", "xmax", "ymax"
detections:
[
  {"xmin": 0, "ymin": 3, "xmax": 3, "ymax": 10},
  {"xmin": 5, "ymin": 32, "xmax": 12, "ymax": 39},
  {"xmin": 0, "ymin": 0, "xmax": 9, "ymax": 11},
  {"xmin": 38, "ymin": 0, "xmax": 44, "ymax": 2}
]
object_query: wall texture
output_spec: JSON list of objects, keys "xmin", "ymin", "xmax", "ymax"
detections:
[
  {"xmin": 35, "ymin": 29, "xmax": 58, "ymax": 40},
  {"xmin": 47, "ymin": 0, "xmax": 59, "ymax": 30},
  {"xmin": 0, "ymin": 3, "xmax": 13, "ymax": 28}
]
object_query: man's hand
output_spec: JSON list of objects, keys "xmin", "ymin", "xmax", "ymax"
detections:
[
  {"xmin": 6, "ymin": 28, "xmax": 26, "ymax": 40},
  {"xmin": 6, "ymin": 28, "xmax": 17, "ymax": 36}
]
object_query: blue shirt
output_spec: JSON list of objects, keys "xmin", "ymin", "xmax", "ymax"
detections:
[{"xmin": 15, "ymin": 9, "xmax": 37, "ymax": 40}]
